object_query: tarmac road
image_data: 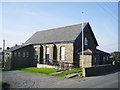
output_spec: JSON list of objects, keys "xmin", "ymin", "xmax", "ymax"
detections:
[{"xmin": 1, "ymin": 70, "xmax": 119, "ymax": 88}]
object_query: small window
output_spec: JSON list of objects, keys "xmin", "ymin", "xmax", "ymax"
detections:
[
  {"xmin": 26, "ymin": 52, "xmax": 29, "ymax": 57},
  {"xmin": 34, "ymin": 47, "xmax": 38, "ymax": 59},
  {"xmin": 84, "ymin": 37, "xmax": 88, "ymax": 45},
  {"xmin": 14, "ymin": 52, "xmax": 17, "ymax": 57},
  {"xmin": 106, "ymin": 56, "xmax": 109, "ymax": 61},
  {"xmin": 60, "ymin": 47, "xmax": 65, "ymax": 61},
  {"xmin": 46, "ymin": 46, "xmax": 49, "ymax": 54},
  {"xmin": 18, "ymin": 52, "xmax": 21, "ymax": 57},
  {"xmin": 23, "ymin": 52, "xmax": 25, "ymax": 57}
]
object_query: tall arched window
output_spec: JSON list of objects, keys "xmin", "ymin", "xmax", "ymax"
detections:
[
  {"xmin": 60, "ymin": 46, "xmax": 65, "ymax": 61},
  {"xmin": 84, "ymin": 37, "xmax": 88, "ymax": 45},
  {"xmin": 34, "ymin": 47, "xmax": 38, "ymax": 60}
]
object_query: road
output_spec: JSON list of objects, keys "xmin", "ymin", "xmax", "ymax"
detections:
[{"xmin": 1, "ymin": 70, "xmax": 119, "ymax": 88}]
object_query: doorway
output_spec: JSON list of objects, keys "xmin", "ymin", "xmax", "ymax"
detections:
[{"xmin": 46, "ymin": 46, "xmax": 49, "ymax": 63}]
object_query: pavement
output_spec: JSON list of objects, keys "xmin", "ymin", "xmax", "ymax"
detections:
[{"xmin": 1, "ymin": 70, "xmax": 119, "ymax": 88}]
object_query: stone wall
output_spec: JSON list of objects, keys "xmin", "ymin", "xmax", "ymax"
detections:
[
  {"xmin": 10, "ymin": 45, "xmax": 35, "ymax": 69},
  {"xmin": 4, "ymin": 52, "xmax": 12, "ymax": 69},
  {"xmin": 74, "ymin": 24, "xmax": 97, "ymax": 67},
  {"xmin": 56, "ymin": 43, "xmax": 74, "ymax": 63},
  {"xmin": 84, "ymin": 64, "xmax": 118, "ymax": 76},
  {"xmin": 79, "ymin": 55, "xmax": 92, "ymax": 67},
  {"xmin": 34, "ymin": 43, "xmax": 74, "ymax": 66}
]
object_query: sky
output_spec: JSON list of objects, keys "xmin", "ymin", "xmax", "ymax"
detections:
[{"xmin": 0, "ymin": 1, "xmax": 118, "ymax": 53}]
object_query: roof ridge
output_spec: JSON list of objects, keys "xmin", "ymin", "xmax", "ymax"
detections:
[{"xmin": 37, "ymin": 22, "xmax": 89, "ymax": 33}]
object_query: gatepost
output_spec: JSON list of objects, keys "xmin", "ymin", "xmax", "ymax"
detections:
[{"xmin": 82, "ymin": 68, "xmax": 86, "ymax": 77}]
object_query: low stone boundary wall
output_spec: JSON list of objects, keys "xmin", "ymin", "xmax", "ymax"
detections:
[
  {"xmin": 37, "ymin": 64, "xmax": 58, "ymax": 69},
  {"xmin": 84, "ymin": 64, "xmax": 118, "ymax": 76}
]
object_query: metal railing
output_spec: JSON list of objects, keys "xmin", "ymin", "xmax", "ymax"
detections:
[{"xmin": 39, "ymin": 58, "xmax": 77, "ymax": 70}]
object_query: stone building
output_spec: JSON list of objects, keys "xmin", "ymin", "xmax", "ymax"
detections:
[{"xmin": 3, "ymin": 22, "xmax": 109, "ymax": 69}]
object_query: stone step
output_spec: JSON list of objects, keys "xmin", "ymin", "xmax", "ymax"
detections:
[
  {"xmin": 65, "ymin": 73, "xmax": 79, "ymax": 78},
  {"xmin": 49, "ymin": 70, "xmax": 64, "ymax": 75}
]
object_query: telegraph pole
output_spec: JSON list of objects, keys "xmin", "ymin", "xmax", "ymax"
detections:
[
  {"xmin": 3, "ymin": 40, "xmax": 5, "ymax": 51},
  {"xmin": 82, "ymin": 12, "xmax": 84, "ymax": 69},
  {"xmin": 2, "ymin": 40, "xmax": 5, "ymax": 68}
]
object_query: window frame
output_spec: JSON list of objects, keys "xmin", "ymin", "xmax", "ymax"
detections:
[
  {"xmin": 60, "ymin": 46, "xmax": 65, "ymax": 61},
  {"xmin": 34, "ymin": 47, "xmax": 38, "ymax": 60},
  {"xmin": 26, "ymin": 52, "xmax": 29, "ymax": 57},
  {"xmin": 23, "ymin": 52, "xmax": 26, "ymax": 57}
]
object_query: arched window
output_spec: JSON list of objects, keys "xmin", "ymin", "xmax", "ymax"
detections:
[
  {"xmin": 34, "ymin": 47, "xmax": 38, "ymax": 60},
  {"xmin": 84, "ymin": 37, "xmax": 88, "ymax": 45},
  {"xmin": 60, "ymin": 46, "xmax": 65, "ymax": 61}
]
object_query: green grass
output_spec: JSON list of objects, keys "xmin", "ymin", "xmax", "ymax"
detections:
[
  {"xmin": 0, "ymin": 81, "xmax": 7, "ymax": 86},
  {"xmin": 2, "ymin": 67, "xmax": 60, "ymax": 74},
  {"xmin": 18, "ymin": 67, "xmax": 60, "ymax": 74},
  {"xmin": 52, "ymin": 68, "xmax": 82, "ymax": 77},
  {"xmin": 2, "ymin": 67, "xmax": 82, "ymax": 77}
]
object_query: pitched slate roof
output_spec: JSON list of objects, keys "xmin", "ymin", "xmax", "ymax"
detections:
[
  {"xmin": 4, "ymin": 44, "xmax": 30, "ymax": 52},
  {"xmin": 25, "ymin": 22, "xmax": 88, "ymax": 45}
]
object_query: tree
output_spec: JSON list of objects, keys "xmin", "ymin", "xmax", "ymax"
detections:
[
  {"xmin": 110, "ymin": 51, "xmax": 120, "ymax": 61},
  {"xmin": 7, "ymin": 47, "xmax": 10, "ymax": 50},
  {"xmin": 110, "ymin": 51, "xmax": 120, "ymax": 68}
]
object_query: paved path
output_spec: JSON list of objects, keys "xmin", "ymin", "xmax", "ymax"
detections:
[{"xmin": 1, "ymin": 70, "xmax": 119, "ymax": 88}]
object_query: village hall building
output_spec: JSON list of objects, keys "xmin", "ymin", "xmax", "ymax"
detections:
[{"xmin": 3, "ymin": 22, "xmax": 109, "ymax": 69}]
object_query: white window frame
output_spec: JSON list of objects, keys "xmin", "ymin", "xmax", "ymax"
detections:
[
  {"xmin": 46, "ymin": 46, "xmax": 50, "ymax": 54},
  {"xmin": 60, "ymin": 46, "xmax": 65, "ymax": 61},
  {"xmin": 34, "ymin": 47, "xmax": 38, "ymax": 59}
]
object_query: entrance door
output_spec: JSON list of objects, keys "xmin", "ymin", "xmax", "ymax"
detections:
[
  {"xmin": 40, "ymin": 46, "xmax": 44, "ymax": 64},
  {"xmin": 46, "ymin": 46, "xmax": 49, "ymax": 63}
]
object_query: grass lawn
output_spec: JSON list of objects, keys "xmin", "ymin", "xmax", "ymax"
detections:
[
  {"xmin": 0, "ymin": 81, "xmax": 7, "ymax": 86},
  {"xmin": 18, "ymin": 67, "xmax": 60, "ymax": 74},
  {"xmin": 52, "ymin": 68, "xmax": 82, "ymax": 77}
]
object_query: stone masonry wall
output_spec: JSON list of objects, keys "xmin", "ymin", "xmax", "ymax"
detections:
[
  {"xmin": 34, "ymin": 43, "xmax": 74, "ymax": 65},
  {"xmin": 79, "ymin": 55, "xmax": 92, "ymax": 68}
]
